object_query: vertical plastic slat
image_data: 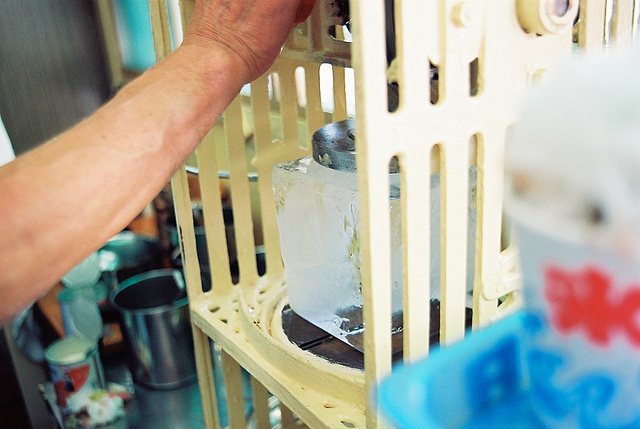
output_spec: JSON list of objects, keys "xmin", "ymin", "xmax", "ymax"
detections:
[
  {"xmin": 579, "ymin": 0, "xmax": 607, "ymax": 49},
  {"xmin": 395, "ymin": 0, "xmax": 435, "ymax": 363},
  {"xmin": 434, "ymin": 0, "xmax": 476, "ymax": 346},
  {"xmin": 225, "ymin": 97, "xmax": 259, "ymax": 281},
  {"xmin": 148, "ymin": 0, "xmax": 172, "ymax": 54},
  {"xmin": 400, "ymin": 154, "xmax": 433, "ymax": 362},
  {"xmin": 256, "ymin": 169, "xmax": 284, "ymax": 280},
  {"xmin": 440, "ymin": 12, "xmax": 476, "ymax": 342},
  {"xmin": 351, "ymin": 1, "xmax": 394, "ymax": 427},
  {"xmin": 193, "ymin": 328, "xmax": 222, "ymax": 429},
  {"xmin": 250, "ymin": 377, "xmax": 272, "ymax": 429},
  {"xmin": 304, "ymin": 62, "xmax": 325, "ymax": 139},
  {"xmin": 280, "ymin": 404, "xmax": 297, "ymax": 429},
  {"xmin": 250, "ymin": 74, "xmax": 285, "ymax": 279},
  {"xmin": 332, "ymin": 66, "xmax": 348, "ymax": 121},
  {"xmin": 471, "ymin": 2, "xmax": 516, "ymax": 326},
  {"xmin": 438, "ymin": 1, "xmax": 485, "ymax": 344},
  {"xmin": 473, "ymin": 130, "xmax": 504, "ymax": 325},
  {"xmin": 611, "ymin": 0, "xmax": 636, "ymax": 44},
  {"xmin": 439, "ymin": 142, "xmax": 470, "ymax": 345},
  {"xmin": 148, "ymin": 0, "xmax": 203, "ymax": 299},
  {"xmin": 361, "ymin": 169, "xmax": 393, "ymax": 429},
  {"xmin": 279, "ymin": 63, "xmax": 302, "ymax": 148},
  {"xmin": 173, "ymin": 168, "xmax": 205, "ymax": 298},
  {"xmin": 249, "ymin": 76, "xmax": 273, "ymax": 154},
  {"xmin": 197, "ymin": 130, "xmax": 235, "ymax": 292},
  {"xmin": 220, "ymin": 350, "xmax": 248, "ymax": 429}
]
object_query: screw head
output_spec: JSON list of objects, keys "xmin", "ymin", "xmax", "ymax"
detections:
[
  {"xmin": 517, "ymin": 0, "xmax": 578, "ymax": 35},
  {"xmin": 548, "ymin": 0, "xmax": 571, "ymax": 18},
  {"xmin": 453, "ymin": 1, "xmax": 482, "ymax": 27}
]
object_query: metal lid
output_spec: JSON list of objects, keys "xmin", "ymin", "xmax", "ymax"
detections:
[
  {"xmin": 312, "ymin": 119, "xmax": 357, "ymax": 172},
  {"xmin": 312, "ymin": 119, "xmax": 400, "ymax": 173}
]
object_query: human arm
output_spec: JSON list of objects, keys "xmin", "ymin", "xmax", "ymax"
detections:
[{"xmin": 0, "ymin": 0, "xmax": 314, "ymax": 324}]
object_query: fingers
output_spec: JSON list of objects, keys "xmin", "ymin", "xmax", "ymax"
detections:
[
  {"xmin": 183, "ymin": 0, "xmax": 317, "ymax": 82},
  {"xmin": 294, "ymin": 0, "xmax": 317, "ymax": 26}
]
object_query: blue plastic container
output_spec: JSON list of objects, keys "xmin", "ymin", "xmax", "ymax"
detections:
[
  {"xmin": 377, "ymin": 313, "xmax": 543, "ymax": 428},
  {"xmin": 112, "ymin": 0, "xmax": 156, "ymax": 72}
]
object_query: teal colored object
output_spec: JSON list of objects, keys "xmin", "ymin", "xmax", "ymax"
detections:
[
  {"xmin": 112, "ymin": 0, "xmax": 156, "ymax": 72},
  {"xmin": 377, "ymin": 313, "xmax": 543, "ymax": 428}
]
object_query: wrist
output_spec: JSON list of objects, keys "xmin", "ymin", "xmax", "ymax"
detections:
[
  {"xmin": 89, "ymin": 38, "xmax": 250, "ymax": 182},
  {"xmin": 165, "ymin": 42, "xmax": 249, "ymax": 137},
  {"xmin": 177, "ymin": 36, "xmax": 252, "ymax": 88},
  {"xmin": 111, "ymin": 41, "xmax": 248, "ymax": 154}
]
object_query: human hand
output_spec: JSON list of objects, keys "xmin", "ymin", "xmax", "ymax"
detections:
[{"xmin": 183, "ymin": 0, "xmax": 316, "ymax": 83}]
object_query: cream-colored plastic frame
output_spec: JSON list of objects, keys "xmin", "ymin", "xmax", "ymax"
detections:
[{"xmin": 148, "ymin": 1, "xmax": 638, "ymax": 428}]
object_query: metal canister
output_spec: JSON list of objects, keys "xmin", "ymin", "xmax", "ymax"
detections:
[
  {"xmin": 44, "ymin": 336, "xmax": 105, "ymax": 409},
  {"xmin": 110, "ymin": 269, "xmax": 196, "ymax": 389}
]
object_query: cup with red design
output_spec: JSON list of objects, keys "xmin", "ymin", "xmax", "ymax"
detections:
[
  {"xmin": 508, "ymin": 212, "xmax": 640, "ymax": 428},
  {"xmin": 504, "ymin": 49, "xmax": 640, "ymax": 428}
]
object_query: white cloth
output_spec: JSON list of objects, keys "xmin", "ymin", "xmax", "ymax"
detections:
[{"xmin": 0, "ymin": 113, "xmax": 15, "ymax": 166}]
